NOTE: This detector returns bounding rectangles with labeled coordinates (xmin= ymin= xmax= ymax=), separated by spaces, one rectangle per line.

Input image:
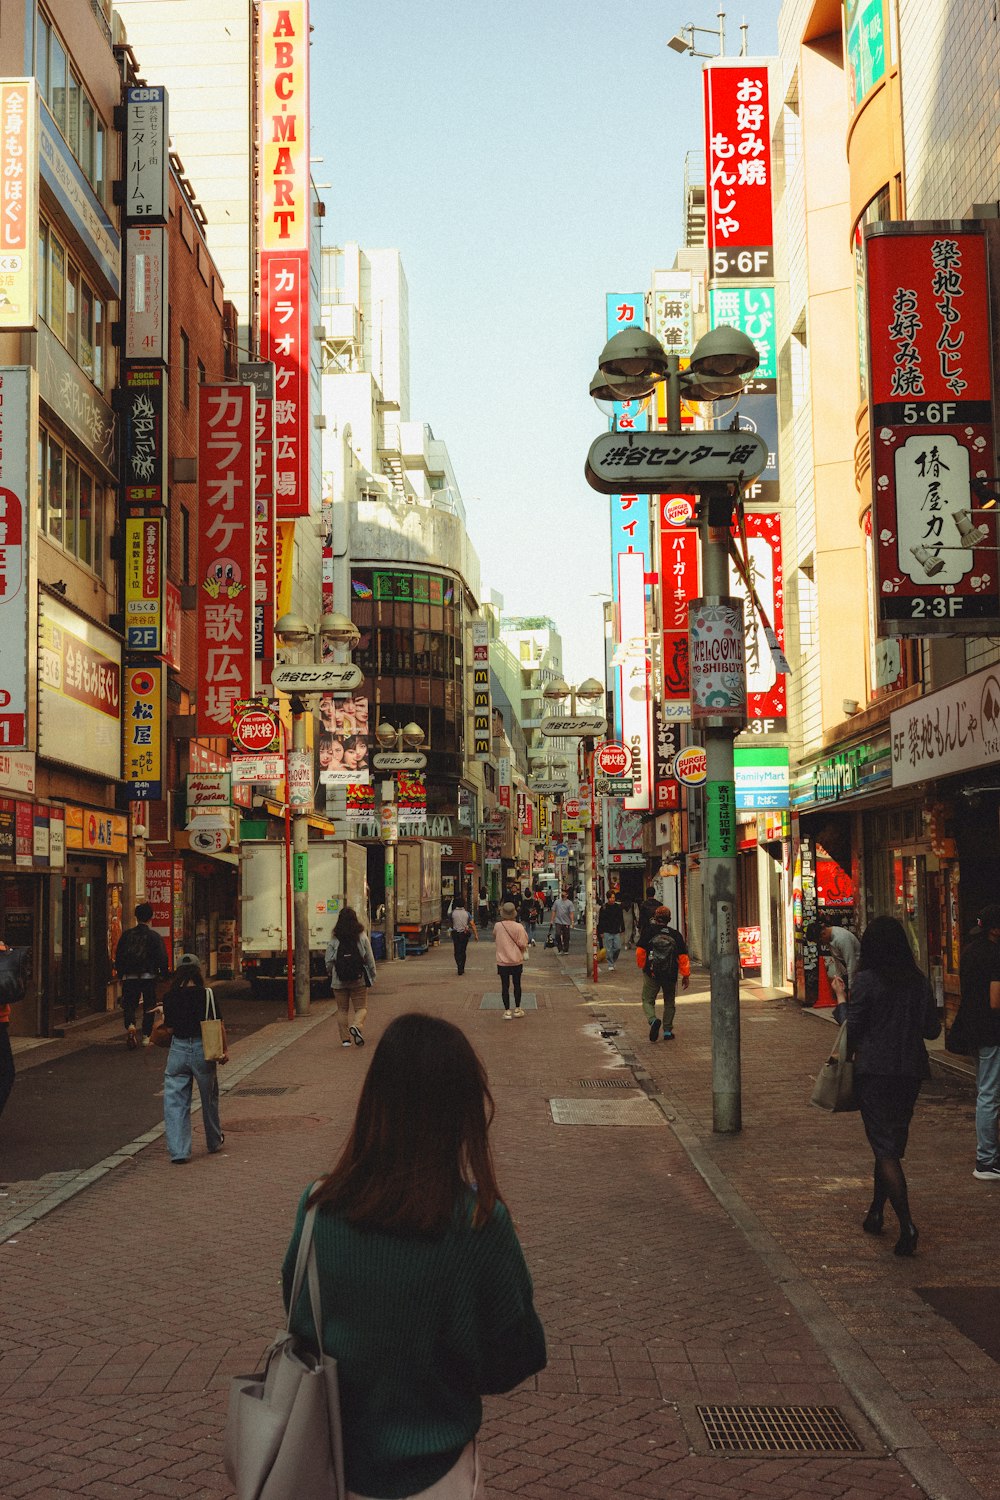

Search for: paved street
xmin=2 ymin=934 xmax=997 ymax=1498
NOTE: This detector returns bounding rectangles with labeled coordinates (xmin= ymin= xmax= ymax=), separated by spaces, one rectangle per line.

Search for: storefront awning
xmin=258 ymin=798 xmax=337 ymax=835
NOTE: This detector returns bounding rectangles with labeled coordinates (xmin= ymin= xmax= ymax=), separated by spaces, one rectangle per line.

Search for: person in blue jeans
xmin=161 ymin=954 xmax=227 ymax=1164
xmin=957 ymin=904 xmax=1000 ymax=1180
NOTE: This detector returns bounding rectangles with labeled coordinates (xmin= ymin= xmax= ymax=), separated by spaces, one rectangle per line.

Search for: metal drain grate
xmin=697 ymin=1405 xmax=862 ymax=1454
xmin=579 ymin=1077 xmax=634 ymax=1089
xmin=231 ymin=1085 xmax=297 ymax=1097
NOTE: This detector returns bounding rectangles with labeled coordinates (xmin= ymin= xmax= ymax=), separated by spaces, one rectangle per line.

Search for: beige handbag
xmin=810 ymin=1022 xmax=858 ymax=1113
xmin=200 ymin=988 xmax=227 ymax=1062
xmin=224 ymin=1193 xmax=345 ymax=1499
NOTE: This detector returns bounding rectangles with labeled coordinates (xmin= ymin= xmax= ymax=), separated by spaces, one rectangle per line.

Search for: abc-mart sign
xmin=890 ymin=660 xmax=1000 ymax=787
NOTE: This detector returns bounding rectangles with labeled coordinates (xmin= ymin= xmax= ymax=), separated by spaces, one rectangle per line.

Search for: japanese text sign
xmin=197 ymin=384 xmax=256 ymax=735
xmin=0 ymin=367 xmax=28 ymax=748
xmin=704 ymin=63 xmax=773 ymax=282
xmin=659 ymin=495 xmax=699 ymax=722
xmin=124 ymin=516 xmax=163 ymax=652
xmin=587 ymin=430 xmax=768 ymax=494
xmin=125 ymin=86 xmax=168 ymax=223
xmin=845 ymin=0 xmax=886 ymax=112
xmin=125 ymin=226 xmax=167 ymax=361
xmin=865 ymin=223 xmax=998 ymax=634
xmin=708 ymin=286 xmax=776 ymax=382
xmin=890 ymin=659 xmax=1000 ymax=787
xmin=124 ymin=366 xmax=167 ymax=505
xmin=38 ymin=596 xmax=121 ymax=779
xmin=0 ymin=81 xmax=36 ymax=331
xmin=123 ymin=664 xmax=163 ymax=800
xmin=653 ymin=280 xmax=693 ymax=357
xmin=618 ymin=549 xmax=652 ymax=811
xmin=258 ymin=2 xmax=310 ymax=518
xmin=729 ymin=512 xmax=786 ymax=728
xmin=240 ymin=361 xmax=277 ymax=685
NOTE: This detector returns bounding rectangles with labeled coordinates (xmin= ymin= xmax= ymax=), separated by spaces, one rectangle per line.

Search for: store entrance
xmin=59 ymin=867 xmax=106 ymax=1020
xmin=893 ymin=845 xmax=942 ymax=986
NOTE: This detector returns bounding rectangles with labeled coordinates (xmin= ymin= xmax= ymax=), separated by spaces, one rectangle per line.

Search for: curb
xmin=565 ymin=966 xmax=982 ymax=1500
xmin=0 ymin=1004 xmax=335 ymax=1243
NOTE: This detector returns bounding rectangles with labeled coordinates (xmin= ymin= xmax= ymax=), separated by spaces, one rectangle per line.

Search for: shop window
xmin=37 ymin=221 xmax=48 ymax=323
xmin=48 ymin=231 xmax=65 ymax=342
xmin=65 ymin=266 xmax=78 ymax=361
xmin=48 ymin=30 xmax=67 ymax=137
xmin=78 ymin=469 xmax=93 ymax=568
xmin=47 ymin=436 xmax=63 ymax=544
xmin=64 ymin=457 xmax=79 ymax=558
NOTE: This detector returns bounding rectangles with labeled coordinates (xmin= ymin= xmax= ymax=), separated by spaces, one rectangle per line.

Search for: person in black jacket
xmin=596 ymin=892 xmax=626 ymax=971
xmin=635 ymin=885 xmax=660 ymax=951
xmin=846 ymin=916 xmax=941 ymax=1257
xmin=114 ymin=902 xmax=169 ymax=1050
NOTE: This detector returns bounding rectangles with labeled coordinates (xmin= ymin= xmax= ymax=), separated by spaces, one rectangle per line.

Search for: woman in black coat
xmin=847 ymin=916 xmax=941 ymax=1256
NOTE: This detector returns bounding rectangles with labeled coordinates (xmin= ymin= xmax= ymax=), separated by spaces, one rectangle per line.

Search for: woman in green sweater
xmin=281 ymin=1012 xmax=546 ymax=1499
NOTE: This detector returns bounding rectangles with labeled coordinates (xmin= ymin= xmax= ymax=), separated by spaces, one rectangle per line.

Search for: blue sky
xmin=312 ymin=1 xmax=781 ymax=683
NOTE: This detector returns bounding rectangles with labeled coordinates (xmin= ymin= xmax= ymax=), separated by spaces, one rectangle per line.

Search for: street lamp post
xmin=373 ymin=719 xmax=426 ymax=961
xmin=541 ymin=677 xmax=605 ymax=982
xmin=588 ymin=322 xmax=764 ymax=1132
xmin=274 ymin=610 xmax=360 ymax=1016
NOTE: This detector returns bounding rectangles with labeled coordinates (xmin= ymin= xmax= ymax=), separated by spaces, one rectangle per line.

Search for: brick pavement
xmin=0 ymin=933 xmax=983 ymax=1497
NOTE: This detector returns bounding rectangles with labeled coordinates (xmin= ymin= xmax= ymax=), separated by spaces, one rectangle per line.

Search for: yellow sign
xmin=276 ymin=520 xmax=295 ymax=617
xmin=63 ymin=805 xmax=127 ymax=853
xmin=124 ymin=516 xmax=164 ymax=652
xmin=0 ymin=81 xmax=37 ymax=331
xmin=123 ymin=663 xmax=164 ymax=797
xmin=258 ymin=2 xmax=310 ymax=253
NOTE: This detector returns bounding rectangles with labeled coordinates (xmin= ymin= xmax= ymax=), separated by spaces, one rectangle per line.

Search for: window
xmin=66 ymin=68 xmax=80 ymax=156
xmin=64 ymin=457 xmax=78 ymax=558
xmin=48 ymin=31 xmax=67 ymax=137
xmin=47 ymin=436 xmax=63 ymax=544
xmin=78 ymin=469 xmax=93 ymax=568
xmin=93 ymin=293 xmax=106 ymax=390
xmin=180 ymin=328 xmax=191 ymax=407
xmin=65 ymin=266 xmax=78 ymax=361
xmin=197 ymin=358 xmax=206 ymax=389
xmin=95 ymin=120 xmax=106 ymax=204
xmin=93 ymin=483 xmax=105 ymax=582
xmin=78 ymin=281 xmax=94 ymax=381
xmin=37 ymin=221 xmax=48 ymax=323
xmin=80 ymin=95 xmax=95 ymax=184
xmin=36 ymin=433 xmax=46 ymax=529
xmin=36 ymin=13 xmax=50 ymax=100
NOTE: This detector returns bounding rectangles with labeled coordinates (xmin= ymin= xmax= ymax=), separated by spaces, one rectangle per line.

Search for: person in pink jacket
xmin=494 ymin=901 xmax=529 ymax=1019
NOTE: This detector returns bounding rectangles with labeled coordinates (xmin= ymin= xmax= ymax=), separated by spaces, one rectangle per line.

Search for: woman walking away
xmin=161 ymin=954 xmax=227 ymax=1164
xmin=494 ymin=901 xmax=529 ymax=1018
xmin=282 ymin=1014 xmax=546 ymax=1499
xmin=847 ymin=916 xmax=941 ymax=1256
xmin=326 ymin=907 xmax=376 ymax=1048
xmin=450 ymin=894 xmax=478 ymax=975
xmin=477 ymin=886 xmax=490 ymax=932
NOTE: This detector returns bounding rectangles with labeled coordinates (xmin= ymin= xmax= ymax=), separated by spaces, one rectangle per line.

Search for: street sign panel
xmin=231 ymin=752 xmax=285 ymax=783
xmin=372 ymin=751 xmax=428 ymax=771
xmin=595 ymin=741 xmax=632 ymax=777
xmin=595 ymin=774 xmax=633 ymax=796
xmin=541 ymin=715 xmax=607 ymax=737
xmin=530 ymin=779 xmax=569 ymax=794
xmin=585 ymin=429 xmax=769 ymax=495
xmin=271 ymin=664 xmax=362 ymax=694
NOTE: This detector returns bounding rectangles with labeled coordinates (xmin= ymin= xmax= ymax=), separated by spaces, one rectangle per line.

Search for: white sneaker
xmin=514 ymin=1007 xmax=524 ymax=1018
xmin=973 ymin=1166 xmax=1000 ymax=1180
xmin=142 ymin=1035 xmax=152 ymax=1047
xmin=607 ymin=963 xmax=615 ymax=972
xmin=503 ymin=1009 xmax=512 ymax=1020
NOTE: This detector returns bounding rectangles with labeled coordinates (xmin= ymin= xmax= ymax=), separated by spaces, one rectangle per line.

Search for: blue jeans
xmin=976 ymin=1045 xmax=1000 ymax=1169
xmin=603 ymin=934 xmax=622 ymax=966
xmin=164 ymin=1037 xmax=223 ymax=1161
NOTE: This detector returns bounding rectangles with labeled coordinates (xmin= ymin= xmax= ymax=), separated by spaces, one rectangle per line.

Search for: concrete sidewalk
xmin=0 ymin=933 xmax=990 ymax=1497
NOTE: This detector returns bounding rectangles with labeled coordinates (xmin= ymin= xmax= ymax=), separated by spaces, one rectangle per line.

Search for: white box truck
xmin=241 ymin=840 xmax=368 ymax=995
xmin=395 ymin=838 xmax=442 ymax=951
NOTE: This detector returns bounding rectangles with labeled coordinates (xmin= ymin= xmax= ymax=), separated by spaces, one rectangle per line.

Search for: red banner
xmin=731 ymin=511 xmax=786 ymax=728
xmin=865 ymin=225 xmax=998 ymax=633
xmin=704 ymin=63 xmax=773 ymax=282
xmin=197 ymin=385 xmax=256 ymax=735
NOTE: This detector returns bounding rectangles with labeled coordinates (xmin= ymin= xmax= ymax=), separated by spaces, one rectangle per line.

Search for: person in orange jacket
xmin=636 ymin=906 xmax=690 ymax=1041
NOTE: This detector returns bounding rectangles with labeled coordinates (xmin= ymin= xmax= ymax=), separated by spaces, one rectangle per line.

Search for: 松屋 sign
xmin=704 ymin=63 xmax=773 ymax=282
xmin=865 ymin=221 xmax=998 ymax=635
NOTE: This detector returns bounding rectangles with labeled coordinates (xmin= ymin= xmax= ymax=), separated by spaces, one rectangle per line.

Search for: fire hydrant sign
xmin=865 ymin=222 xmax=999 ymax=634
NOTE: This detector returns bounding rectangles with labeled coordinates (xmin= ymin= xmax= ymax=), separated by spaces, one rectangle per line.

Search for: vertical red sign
xmin=258 ymin=1 xmax=310 ymax=518
xmin=196 ymin=384 xmax=256 ymax=736
xmin=865 ymin=224 xmax=998 ymax=634
xmin=731 ymin=511 xmax=786 ymax=727
xmin=704 ymin=63 xmax=773 ymax=282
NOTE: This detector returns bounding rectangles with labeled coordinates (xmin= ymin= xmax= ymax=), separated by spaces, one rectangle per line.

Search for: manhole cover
xmin=223 ymin=1115 xmax=329 ymax=1133
xmin=697 ymin=1405 xmax=862 ymax=1453
xmin=479 ymin=993 xmax=538 ymax=1010
xmin=579 ymin=1077 xmax=634 ymax=1089
xmin=231 ymin=1086 xmax=297 ymax=1097
xmin=549 ymin=1096 xmax=661 ymax=1127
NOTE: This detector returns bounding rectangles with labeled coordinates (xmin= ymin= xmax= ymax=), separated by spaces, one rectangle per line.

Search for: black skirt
xmin=855 ymin=1073 xmax=922 ymax=1159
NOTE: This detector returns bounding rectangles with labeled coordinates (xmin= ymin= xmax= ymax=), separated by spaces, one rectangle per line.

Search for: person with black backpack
xmin=639 ymin=905 xmax=690 ymax=1042
xmin=325 ymin=907 xmax=377 ymax=1048
xmin=114 ymin=902 xmax=169 ymax=1050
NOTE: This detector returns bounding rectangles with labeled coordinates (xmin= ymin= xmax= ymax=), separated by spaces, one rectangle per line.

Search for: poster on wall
xmin=864 ymin=222 xmax=999 ymax=635
xmin=319 ymin=684 xmax=371 ymax=785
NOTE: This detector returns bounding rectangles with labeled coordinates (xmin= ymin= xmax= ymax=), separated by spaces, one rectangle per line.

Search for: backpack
xmin=116 ymin=924 xmax=153 ymax=976
xmin=0 ymin=947 xmax=29 ymax=1005
xmin=334 ymin=940 xmax=365 ymax=984
xmin=646 ymin=929 xmax=679 ymax=983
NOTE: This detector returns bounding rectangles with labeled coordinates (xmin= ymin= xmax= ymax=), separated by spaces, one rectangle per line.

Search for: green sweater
xmin=281 ymin=1187 xmax=546 ymax=1499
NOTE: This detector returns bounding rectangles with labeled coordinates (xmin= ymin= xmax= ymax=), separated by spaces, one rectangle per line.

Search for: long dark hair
xmin=858 ymin=916 xmax=923 ymax=989
xmin=333 ymin=907 xmax=364 ymax=945
xmin=168 ymin=957 xmax=206 ymax=995
xmin=308 ymin=1013 xmax=502 ymax=1235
